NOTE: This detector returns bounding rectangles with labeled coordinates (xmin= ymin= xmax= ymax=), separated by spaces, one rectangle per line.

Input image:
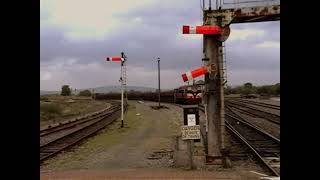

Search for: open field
xmin=40 ymin=95 xmax=110 ymax=128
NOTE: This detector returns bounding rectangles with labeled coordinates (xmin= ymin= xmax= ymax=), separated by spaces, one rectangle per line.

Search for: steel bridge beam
xmin=204 ymin=5 xmax=280 ymax=26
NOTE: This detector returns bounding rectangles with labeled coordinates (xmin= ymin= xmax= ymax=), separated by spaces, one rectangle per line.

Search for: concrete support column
xmin=203 ymin=34 xmax=222 ymax=157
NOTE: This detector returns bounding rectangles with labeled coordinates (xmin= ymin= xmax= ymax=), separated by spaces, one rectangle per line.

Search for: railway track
xmin=226 ymin=105 xmax=280 ymax=142
xmin=226 ymin=100 xmax=280 ymax=125
xmin=225 ymin=113 xmax=280 ymax=176
xmin=40 ymin=101 xmax=127 ymax=163
xmin=40 ymin=101 xmax=119 ymax=138
xmin=198 ymin=104 xmax=280 ymax=177
xmin=230 ymin=99 xmax=280 ymax=111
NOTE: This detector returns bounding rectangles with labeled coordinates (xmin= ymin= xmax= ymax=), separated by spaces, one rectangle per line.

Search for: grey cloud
xmin=226 ymin=47 xmax=280 ymax=70
xmin=40 ymin=1 xmax=279 ymax=90
xmin=116 ymin=5 xmax=202 ymax=28
xmin=228 ymin=69 xmax=280 ymax=86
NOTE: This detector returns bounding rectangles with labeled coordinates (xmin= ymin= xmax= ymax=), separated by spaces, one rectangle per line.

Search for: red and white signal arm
xmin=182 ymin=66 xmax=209 ymax=82
xmin=106 ymin=56 xmax=124 ymax=62
xmin=183 ymin=25 xmax=222 ymax=35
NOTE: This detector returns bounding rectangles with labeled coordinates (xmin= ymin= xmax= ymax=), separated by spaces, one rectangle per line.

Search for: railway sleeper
xmin=260 ymin=153 xmax=280 ymax=158
xmin=250 ymin=141 xmax=279 ymax=145
xmin=253 ymin=146 xmax=280 ymax=149
xmin=253 ymin=147 xmax=279 ymax=151
xmin=244 ymin=137 xmax=272 ymax=141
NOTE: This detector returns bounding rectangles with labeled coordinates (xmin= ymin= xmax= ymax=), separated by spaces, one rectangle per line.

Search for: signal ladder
xmin=122 ymin=60 xmax=127 ymax=100
xmin=221 ymin=42 xmax=228 ymax=88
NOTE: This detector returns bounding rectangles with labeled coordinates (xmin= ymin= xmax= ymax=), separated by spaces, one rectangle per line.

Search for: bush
xmin=224 ymin=83 xmax=280 ymax=96
xmin=78 ymin=90 xmax=92 ymax=96
xmin=61 ymin=85 xmax=71 ymax=96
xmin=40 ymin=96 xmax=49 ymax=101
xmin=40 ymin=103 xmax=62 ymax=115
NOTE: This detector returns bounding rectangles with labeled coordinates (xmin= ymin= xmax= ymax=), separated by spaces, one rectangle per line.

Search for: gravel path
xmin=40 ymin=168 xmax=264 ymax=180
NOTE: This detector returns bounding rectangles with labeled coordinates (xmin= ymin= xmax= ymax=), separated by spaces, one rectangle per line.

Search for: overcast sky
xmin=40 ymin=0 xmax=280 ymax=91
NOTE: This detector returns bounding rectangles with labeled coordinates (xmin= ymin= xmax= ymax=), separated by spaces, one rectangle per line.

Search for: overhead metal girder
xmin=204 ymin=5 xmax=280 ymax=26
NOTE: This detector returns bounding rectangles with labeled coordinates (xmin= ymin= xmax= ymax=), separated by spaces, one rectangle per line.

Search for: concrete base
xmin=173 ymin=135 xmax=232 ymax=170
xmin=173 ymin=149 xmax=191 ymax=168
xmin=222 ymin=156 xmax=232 ymax=168
xmin=173 ymin=136 xmax=206 ymax=169
xmin=193 ymin=155 xmax=206 ymax=169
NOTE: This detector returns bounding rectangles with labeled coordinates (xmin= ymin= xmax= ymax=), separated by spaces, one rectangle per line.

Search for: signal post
xmin=106 ymin=52 xmax=127 ymax=128
xmin=182 ymin=23 xmax=227 ymax=165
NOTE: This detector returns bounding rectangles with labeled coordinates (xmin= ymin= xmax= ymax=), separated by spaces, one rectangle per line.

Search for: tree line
xmin=59 ymin=82 xmax=280 ymax=98
xmin=224 ymin=82 xmax=280 ymax=96
xmin=60 ymin=85 xmax=92 ymax=96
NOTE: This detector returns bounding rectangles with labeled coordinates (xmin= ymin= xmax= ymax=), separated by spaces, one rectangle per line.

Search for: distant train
xmin=173 ymin=84 xmax=203 ymax=105
xmin=95 ymin=84 xmax=205 ymax=105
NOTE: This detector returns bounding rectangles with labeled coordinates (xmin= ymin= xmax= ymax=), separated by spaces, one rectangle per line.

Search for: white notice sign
xmin=181 ymin=125 xmax=200 ymax=140
xmin=187 ymin=114 xmax=196 ymax=126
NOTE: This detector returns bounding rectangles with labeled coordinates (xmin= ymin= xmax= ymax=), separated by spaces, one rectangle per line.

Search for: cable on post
xmin=200 ymin=0 xmax=204 ymax=11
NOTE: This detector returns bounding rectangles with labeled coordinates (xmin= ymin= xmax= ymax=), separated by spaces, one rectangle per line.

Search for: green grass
xmin=40 ymin=103 xmax=62 ymax=121
xmin=75 ymin=102 xmax=143 ymax=150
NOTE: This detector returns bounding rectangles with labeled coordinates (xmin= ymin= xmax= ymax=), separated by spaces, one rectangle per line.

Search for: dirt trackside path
xmin=40 ymin=101 xmax=262 ymax=179
xmin=40 ymin=101 xmax=183 ymax=171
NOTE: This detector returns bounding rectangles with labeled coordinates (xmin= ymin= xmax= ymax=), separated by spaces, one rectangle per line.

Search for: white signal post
xmin=121 ymin=62 xmax=124 ymax=127
xmin=105 ymin=53 xmax=127 ymax=128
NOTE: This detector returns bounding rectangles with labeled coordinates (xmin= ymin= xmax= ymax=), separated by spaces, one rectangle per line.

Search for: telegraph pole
xmin=157 ymin=57 xmax=161 ymax=107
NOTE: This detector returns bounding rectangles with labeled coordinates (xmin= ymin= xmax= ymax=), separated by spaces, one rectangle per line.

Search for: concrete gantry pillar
xmin=203 ymin=33 xmax=223 ymax=158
